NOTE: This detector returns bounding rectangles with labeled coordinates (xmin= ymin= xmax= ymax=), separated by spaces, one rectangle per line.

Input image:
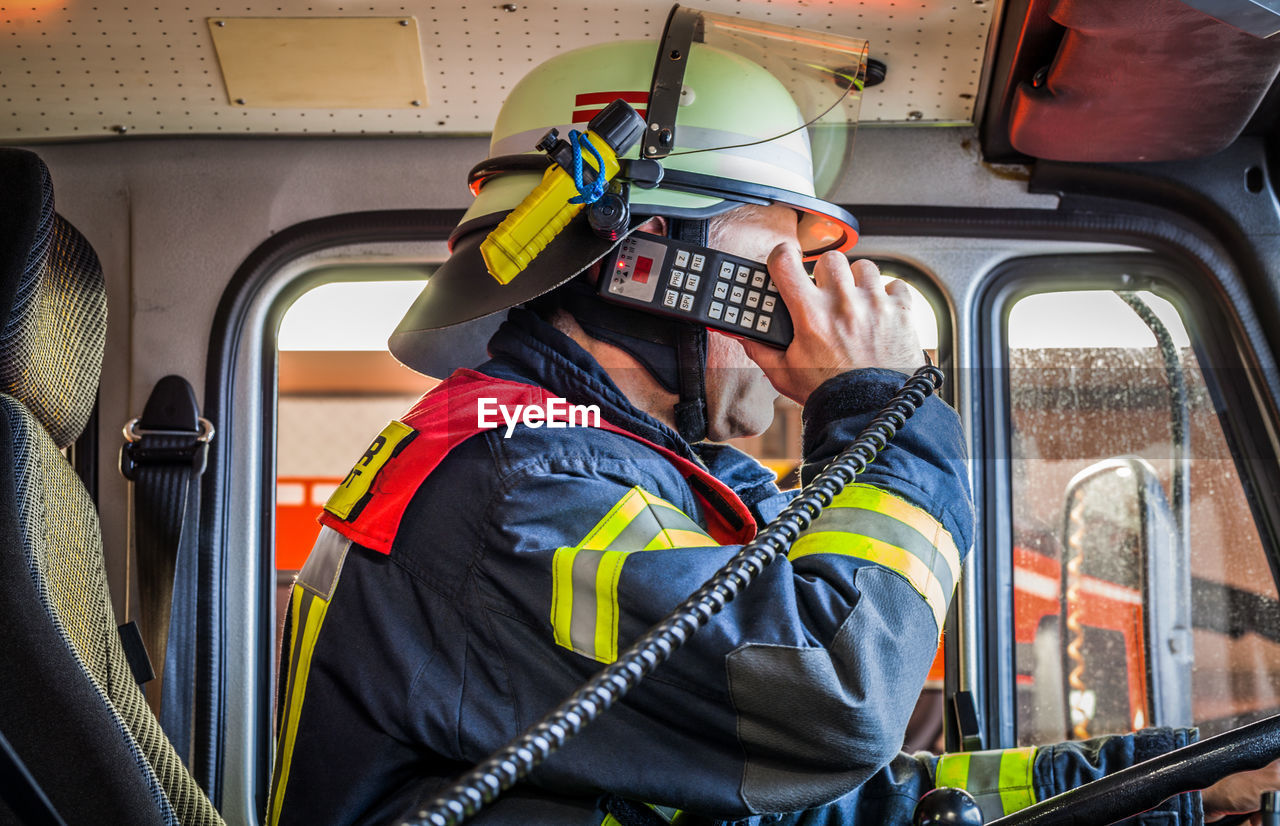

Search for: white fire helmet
xmin=391 ymin=5 xmax=868 ymax=377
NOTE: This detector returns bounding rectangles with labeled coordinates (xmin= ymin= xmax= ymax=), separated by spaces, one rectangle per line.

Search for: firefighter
xmin=268 ymin=10 xmax=1278 ymax=824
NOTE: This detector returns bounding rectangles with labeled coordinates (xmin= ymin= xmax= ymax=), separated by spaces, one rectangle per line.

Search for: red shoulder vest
xmin=318 ymin=369 xmax=757 ymax=553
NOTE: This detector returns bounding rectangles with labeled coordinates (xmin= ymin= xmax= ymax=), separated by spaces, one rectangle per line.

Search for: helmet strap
xmin=558 ymin=217 xmax=710 ymax=442
xmin=667 ymin=218 xmax=710 ymax=443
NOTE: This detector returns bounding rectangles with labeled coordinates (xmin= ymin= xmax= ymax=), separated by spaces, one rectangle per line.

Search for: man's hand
xmin=740 ymin=244 xmax=926 ymax=405
xmin=1203 ymin=759 xmax=1280 ymax=823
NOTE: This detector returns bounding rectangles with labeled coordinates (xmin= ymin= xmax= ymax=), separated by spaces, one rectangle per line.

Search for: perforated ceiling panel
xmin=1 ymin=0 xmax=996 ymax=142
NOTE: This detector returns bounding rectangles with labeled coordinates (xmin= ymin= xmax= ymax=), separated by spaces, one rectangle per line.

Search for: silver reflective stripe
xmin=296 ymin=526 xmax=352 ymax=600
xmin=569 ymin=549 xmax=606 ymax=656
xmin=805 ymin=507 xmax=957 ymax=599
xmin=490 ymin=124 xmax=814 ymax=188
xmin=551 ymin=487 xmax=714 ymax=663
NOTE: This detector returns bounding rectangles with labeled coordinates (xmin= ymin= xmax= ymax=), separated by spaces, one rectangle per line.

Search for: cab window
xmin=1004 ymin=280 xmax=1280 ymax=745
xmin=274 ymin=271 xmax=431 ymax=661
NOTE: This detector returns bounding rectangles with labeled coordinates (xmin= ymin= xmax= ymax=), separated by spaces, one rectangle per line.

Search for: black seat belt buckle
xmin=119 ymin=433 xmax=211 ymax=480
xmin=118 ymin=374 xmax=214 ymax=481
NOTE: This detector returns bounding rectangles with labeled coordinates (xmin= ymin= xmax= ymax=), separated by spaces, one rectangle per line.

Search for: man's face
xmin=702 ymin=203 xmax=799 ymax=442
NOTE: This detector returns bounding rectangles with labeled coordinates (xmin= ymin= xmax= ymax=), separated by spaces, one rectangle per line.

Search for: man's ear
xmin=637 ymin=215 xmax=668 ymax=236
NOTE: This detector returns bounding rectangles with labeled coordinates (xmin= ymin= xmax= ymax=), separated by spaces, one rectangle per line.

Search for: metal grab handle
xmin=988 ymin=713 xmax=1280 ymax=826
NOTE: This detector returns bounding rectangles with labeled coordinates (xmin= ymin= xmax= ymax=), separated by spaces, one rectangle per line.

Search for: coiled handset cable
xmin=402 ymin=364 xmax=946 ymax=826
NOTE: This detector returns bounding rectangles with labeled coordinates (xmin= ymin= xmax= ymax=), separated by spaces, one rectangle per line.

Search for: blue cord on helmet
xmin=567 ymin=130 xmax=608 ymax=205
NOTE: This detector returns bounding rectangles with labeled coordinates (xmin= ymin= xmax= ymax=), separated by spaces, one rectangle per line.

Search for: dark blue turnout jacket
xmin=268 ymin=309 xmax=1201 ymax=825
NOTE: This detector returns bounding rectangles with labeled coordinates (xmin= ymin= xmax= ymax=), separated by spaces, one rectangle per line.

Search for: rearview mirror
xmin=1057 ymin=456 xmax=1192 ymax=737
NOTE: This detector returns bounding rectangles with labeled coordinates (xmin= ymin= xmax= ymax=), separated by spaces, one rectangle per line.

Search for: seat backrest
xmin=0 ymin=148 xmax=223 ymax=826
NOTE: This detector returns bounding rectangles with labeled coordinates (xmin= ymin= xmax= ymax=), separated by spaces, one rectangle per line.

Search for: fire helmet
xmin=391 ymin=6 xmax=868 ymax=381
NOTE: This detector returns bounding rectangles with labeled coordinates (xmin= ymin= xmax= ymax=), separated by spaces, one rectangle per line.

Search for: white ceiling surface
xmin=2 ymin=0 xmax=996 ymax=142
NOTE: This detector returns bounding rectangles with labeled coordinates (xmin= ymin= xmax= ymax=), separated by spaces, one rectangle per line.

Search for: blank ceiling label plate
xmin=209 ymin=17 xmax=428 ymax=108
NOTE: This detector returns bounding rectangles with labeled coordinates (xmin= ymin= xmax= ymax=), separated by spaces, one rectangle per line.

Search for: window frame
xmin=876 ymin=257 xmax=956 ymax=409
xmin=204 ymin=210 xmax=459 ymax=819
xmin=971 ymin=251 xmax=1280 ymax=751
xmin=209 ymin=215 xmax=957 ymax=816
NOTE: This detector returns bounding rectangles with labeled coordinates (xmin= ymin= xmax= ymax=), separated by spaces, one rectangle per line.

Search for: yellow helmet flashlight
xmin=480 ymin=99 xmax=646 ymax=284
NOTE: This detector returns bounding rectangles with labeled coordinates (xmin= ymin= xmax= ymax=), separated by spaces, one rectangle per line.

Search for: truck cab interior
xmin=5 ymin=0 xmax=1280 ymax=823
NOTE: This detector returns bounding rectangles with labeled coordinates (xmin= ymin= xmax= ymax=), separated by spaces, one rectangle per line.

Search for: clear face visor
xmin=644 ymin=6 xmax=868 ymax=201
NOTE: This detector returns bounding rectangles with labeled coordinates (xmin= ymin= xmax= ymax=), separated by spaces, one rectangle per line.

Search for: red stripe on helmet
xmin=574 ymin=91 xmax=649 ymax=106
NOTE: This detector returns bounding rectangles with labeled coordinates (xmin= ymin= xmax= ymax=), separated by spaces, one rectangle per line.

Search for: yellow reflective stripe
xmin=935 ymin=747 xmax=1038 ymax=818
xmin=837 ymin=483 xmax=961 ymax=584
xmin=643 ymin=494 xmax=715 ymax=549
xmin=791 ymin=531 xmax=949 ymax=630
xmin=580 ymin=489 xmax=649 ymax=550
xmin=551 ymin=547 xmax=577 ymax=651
xmin=789 ymin=483 xmax=961 ymax=632
xmin=936 ymin=751 xmax=970 ymax=790
xmin=269 ymin=587 xmax=332 ymax=825
xmin=997 ymin=746 xmax=1038 ymax=814
xmin=602 ymin=817 xmax=623 ymax=826
xmin=594 ymin=550 xmax=628 ymax=663
xmin=550 ymin=487 xmax=714 ymax=662
xmin=644 ymin=528 xmax=715 ymax=550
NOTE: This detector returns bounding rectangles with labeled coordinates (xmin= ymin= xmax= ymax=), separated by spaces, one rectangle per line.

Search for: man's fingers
xmin=884 ymin=277 xmax=916 ymax=311
xmin=884 ymin=277 xmax=914 ymax=300
xmin=812 ymin=250 xmax=853 ymax=292
xmin=850 ymin=258 xmax=885 ymax=291
xmin=740 ymin=336 xmax=782 ymax=368
xmin=766 ymin=242 xmax=814 ymax=304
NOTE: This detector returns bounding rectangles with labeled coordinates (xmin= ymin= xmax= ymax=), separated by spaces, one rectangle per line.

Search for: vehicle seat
xmin=0 ymin=147 xmax=223 ymax=825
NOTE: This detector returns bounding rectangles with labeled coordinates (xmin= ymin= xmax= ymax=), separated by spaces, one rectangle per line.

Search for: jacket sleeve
xmin=455 ymin=367 xmax=973 ymax=818
xmin=767 ymin=728 xmax=1201 ymax=824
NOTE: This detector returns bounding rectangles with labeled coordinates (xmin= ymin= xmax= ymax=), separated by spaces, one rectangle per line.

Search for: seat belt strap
xmin=120 ymin=374 xmax=213 ymax=766
xmin=0 ymin=727 xmax=68 ymax=826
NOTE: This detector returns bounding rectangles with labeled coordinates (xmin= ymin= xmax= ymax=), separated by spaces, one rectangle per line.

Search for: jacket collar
xmin=481 ymin=308 xmax=701 ymax=463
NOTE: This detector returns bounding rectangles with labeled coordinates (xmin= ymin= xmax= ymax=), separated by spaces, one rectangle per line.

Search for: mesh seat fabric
xmin=0 ymin=148 xmax=224 ymax=826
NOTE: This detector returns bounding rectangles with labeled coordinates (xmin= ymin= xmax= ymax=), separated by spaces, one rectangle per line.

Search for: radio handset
xmin=598 ymin=230 xmax=796 ymax=348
